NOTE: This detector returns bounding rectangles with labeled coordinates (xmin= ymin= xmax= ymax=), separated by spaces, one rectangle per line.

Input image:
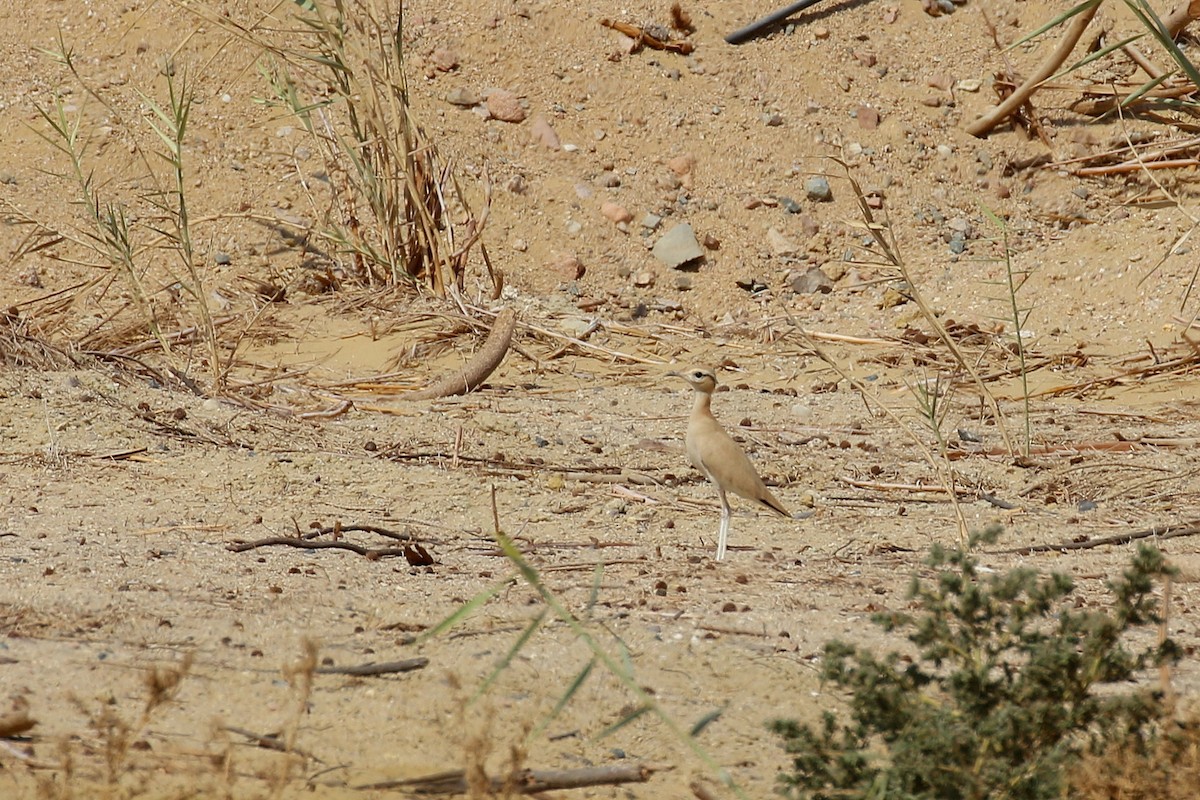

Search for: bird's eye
xmin=692 ymin=371 xmax=704 ymax=379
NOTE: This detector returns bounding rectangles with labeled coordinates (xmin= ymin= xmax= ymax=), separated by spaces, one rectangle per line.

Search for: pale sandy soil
xmin=3 ymin=1 xmax=1200 ymax=798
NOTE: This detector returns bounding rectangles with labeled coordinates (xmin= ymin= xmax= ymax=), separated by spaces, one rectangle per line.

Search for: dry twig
xmin=400 ymin=308 xmax=516 ymax=400
xmin=358 ymin=763 xmax=660 ymax=793
xmin=996 ymin=520 xmax=1200 ymax=554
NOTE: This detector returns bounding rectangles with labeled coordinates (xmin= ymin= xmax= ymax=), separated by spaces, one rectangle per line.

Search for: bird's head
xmin=667 ymin=366 xmax=718 ymax=394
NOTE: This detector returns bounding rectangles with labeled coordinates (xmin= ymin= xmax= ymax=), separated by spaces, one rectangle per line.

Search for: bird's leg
xmin=716 ymin=489 xmax=731 ymax=561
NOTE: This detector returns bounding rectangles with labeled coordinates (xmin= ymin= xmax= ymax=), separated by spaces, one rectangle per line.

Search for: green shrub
xmin=772 ymin=529 xmax=1179 ymax=800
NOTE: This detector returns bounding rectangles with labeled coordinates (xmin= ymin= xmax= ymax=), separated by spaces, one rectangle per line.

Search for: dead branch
xmin=226 ymin=537 xmax=412 ymax=559
xmin=315 ymin=658 xmax=429 ymax=676
xmin=223 ymin=726 xmax=320 ymax=761
xmin=357 ymin=762 xmax=660 ymax=793
xmin=1164 ymin=0 xmax=1200 ymax=38
xmin=995 ymin=520 xmax=1200 ymax=554
xmin=949 ymin=436 xmax=1199 ymax=460
xmin=1076 ymin=157 xmax=1199 ymax=176
xmin=967 ymin=1 xmax=1101 ymax=138
xmin=839 ymin=476 xmax=976 ymax=496
xmin=400 ymin=308 xmax=516 ymax=400
xmin=1029 ymin=348 xmax=1200 ymax=397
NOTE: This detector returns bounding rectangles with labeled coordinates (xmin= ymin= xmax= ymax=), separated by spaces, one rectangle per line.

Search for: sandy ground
xmin=3 ymin=0 xmax=1200 ymax=797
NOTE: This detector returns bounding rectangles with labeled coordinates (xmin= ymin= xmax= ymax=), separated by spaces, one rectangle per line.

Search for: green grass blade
xmin=1085 ymin=69 xmax=1171 ymax=117
xmin=416 ymin=574 xmax=517 ymax=643
xmin=1124 ymin=0 xmax=1200 ymax=89
xmin=586 ymin=562 xmax=604 ymax=616
xmin=1054 ymin=33 xmax=1144 ymax=80
xmin=472 ymin=609 xmax=547 ymax=702
xmin=490 ymin=529 xmax=749 ymax=798
xmin=1008 ymin=0 xmax=1101 ymax=51
xmin=690 ymin=706 xmax=725 ymax=738
xmin=530 ymin=657 xmax=596 ymax=739
xmin=594 ymin=704 xmax=652 ymax=740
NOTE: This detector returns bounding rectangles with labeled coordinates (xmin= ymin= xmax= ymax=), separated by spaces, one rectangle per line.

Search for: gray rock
xmin=804 ymin=176 xmax=832 ymax=202
xmin=778 ymin=196 xmax=801 ymax=214
xmin=214 ymin=252 xmax=232 ymax=265
xmin=767 ymin=227 xmax=800 ymax=256
xmin=640 ymin=212 xmax=663 ymax=231
xmin=0 ymin=170 xmax=16 ymax=185
xmin=652 ymin=223 xmax=705 ymax=269
xmin=789 ymin=266 xmax=833 ymax=294
xmin=445 ymin=87 xmax=480 ymax=107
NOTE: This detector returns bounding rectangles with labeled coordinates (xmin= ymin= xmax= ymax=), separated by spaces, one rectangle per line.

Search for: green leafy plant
xmin=772 ymin=528 xmax=1179 ymax=800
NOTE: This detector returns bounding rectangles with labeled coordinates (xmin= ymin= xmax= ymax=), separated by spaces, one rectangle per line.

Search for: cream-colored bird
xmin=668 ymin=367 xmax=790 ymax=560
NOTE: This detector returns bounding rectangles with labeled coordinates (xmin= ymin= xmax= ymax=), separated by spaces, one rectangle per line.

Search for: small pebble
xmin=778 ymin=196 xmax=801 ymax=214
xmin=640 ymin=212 xmax=663 ymax=231
xmin=601 ymin=202 xmax=633 ymax=224
xmin=666 ymin=153 xmax=696 ymax=176
xmin=445 ymin=87 xmax=480 ymax=107
xmin=485 ymin=89 xmax=526 ymax=123
xmin=547 ymin=253 xmax=585 ymax=280
xmin=767 ymin=227 xmax=800 ymax=256
xmin=214 ymin=252 xmax=232 ymax=265
xmin=505 ymin=174 xmax=527 ymax=194
xmin=430 ymin=48 xmax=459 ymax=72
xmin=790 ymin=266 xmax=833 ymax=294
xmin=529 ymin=115 xmax=560 ymax=150
xmin=804 ymin=176 xmax=832 ymax=202
xmin=856 ymin=105 xmax=880 ymax=130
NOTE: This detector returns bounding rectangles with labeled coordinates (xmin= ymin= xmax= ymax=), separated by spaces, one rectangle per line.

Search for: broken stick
xmin=357 ymin=763 xmax=659 ymax=793
xmin=996 ymin=520 xmax=1200 ymax=554
xmin=966 ymin=2 xmax=1101 ymax=138
xmin=400 ymin=308 xmax=517 ymax=401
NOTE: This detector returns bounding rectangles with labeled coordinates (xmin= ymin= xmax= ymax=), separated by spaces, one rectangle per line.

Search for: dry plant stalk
xmin=968 ymin=1 xmax=1102 ymax=137
xmin=210 ymin=0 xmax=493 ymax=295
xmin=838 ymin=162 xmax=1015 ymax=456
xmin=400 ymin=308 xmax=517 ymax=400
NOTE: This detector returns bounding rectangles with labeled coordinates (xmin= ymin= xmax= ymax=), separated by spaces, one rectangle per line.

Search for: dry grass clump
xmin=6 ymin=0 xmax=491 ymax=398
xmin=198 ymin=0 xmax=494 ymax=296
xmin=1070 ymin=711 xmax=1200 ymax=800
